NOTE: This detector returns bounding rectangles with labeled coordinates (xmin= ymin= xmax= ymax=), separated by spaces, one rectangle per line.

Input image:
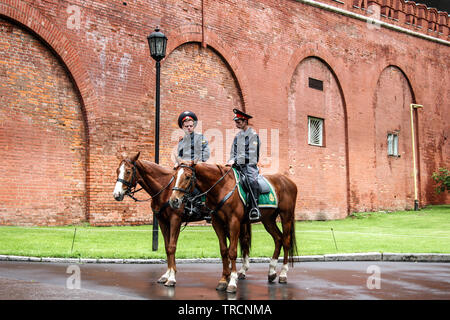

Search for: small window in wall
xmin=308 ymin=116 xmax=324 ymax=146
xmin=387 ymin=132 xmax=399 ymax=156
xmin=308 ymin=77 xmax=323 ymax=91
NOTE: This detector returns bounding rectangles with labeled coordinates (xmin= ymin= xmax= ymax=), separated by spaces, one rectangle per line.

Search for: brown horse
xmin=113 ymin=152 xmax=188 ymax=287
xmin=169 ymin=161 xmax=298 ymax=293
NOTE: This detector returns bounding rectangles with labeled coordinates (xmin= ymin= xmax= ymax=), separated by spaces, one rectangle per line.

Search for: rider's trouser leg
xmin=242 ymin=164 xmax=260 ymax=220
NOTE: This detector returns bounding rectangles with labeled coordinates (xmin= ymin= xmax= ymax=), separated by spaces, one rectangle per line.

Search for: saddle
xmin=232 ymin=168 xmax=278 ymax=208
xmin=234 ymin=170 xmax=271 ymax=194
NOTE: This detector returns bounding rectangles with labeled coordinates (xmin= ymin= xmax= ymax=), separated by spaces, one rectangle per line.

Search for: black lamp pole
xmin=147 ymin=27 xmax=167 ymax=251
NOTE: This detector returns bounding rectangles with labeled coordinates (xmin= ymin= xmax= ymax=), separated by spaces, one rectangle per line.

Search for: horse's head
xmin=169 ymin=160 xmax=196 ymax=209
xmin=113 ymin=152 xmax=140 ymax=201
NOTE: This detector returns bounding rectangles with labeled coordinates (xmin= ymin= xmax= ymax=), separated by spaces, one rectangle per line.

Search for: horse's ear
xmin=191 ymin=160 xmax=197 ymax=167
xmin=131 ymin=152 xmax=140 ymax=163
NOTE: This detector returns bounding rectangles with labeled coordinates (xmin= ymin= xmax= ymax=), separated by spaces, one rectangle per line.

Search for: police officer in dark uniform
xmin=227 ymin=108 xmax=261 ymax=221
xmin=173 ymin=111 xmax=210 ymax=220
xmin=174 ymin=111 xmax=210 ymax=164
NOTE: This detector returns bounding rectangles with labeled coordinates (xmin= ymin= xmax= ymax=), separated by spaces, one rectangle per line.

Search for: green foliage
xmin=432 ymin=168 xmax=450 ymax=194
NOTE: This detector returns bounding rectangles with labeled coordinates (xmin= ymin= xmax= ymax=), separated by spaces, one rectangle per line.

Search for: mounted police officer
xmin=173 ymin=111 xmax=210 ymax=165
xmin=227 ymin=108 xmax=261 ymax=221
xmin=173 ymin=111 xmax=211 ymax=220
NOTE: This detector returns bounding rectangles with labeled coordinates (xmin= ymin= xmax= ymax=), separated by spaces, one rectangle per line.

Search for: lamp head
xmin=147 ymin=27 xmax=168 ymax=62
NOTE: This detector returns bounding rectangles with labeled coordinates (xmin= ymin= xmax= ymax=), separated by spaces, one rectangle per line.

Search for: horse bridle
xmin=117 ymin=160 xmax=174 ymax=202
xmin=171 ymin=164 xmax=197 ymax=196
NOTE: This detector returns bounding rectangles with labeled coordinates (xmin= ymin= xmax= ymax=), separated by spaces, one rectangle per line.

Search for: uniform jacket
xmin=177 ymin=132 xmax=210 ymax=162
xmin=229 ymin=127 xmax=260 ymax=165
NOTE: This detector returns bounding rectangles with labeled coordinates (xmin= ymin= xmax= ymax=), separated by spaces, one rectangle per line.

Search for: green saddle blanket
xmin=232 ymin=168 xmax=278 ymax=208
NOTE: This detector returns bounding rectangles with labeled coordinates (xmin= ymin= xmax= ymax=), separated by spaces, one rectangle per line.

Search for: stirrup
xmin=249 ymin=207 xmax=261 ymax=221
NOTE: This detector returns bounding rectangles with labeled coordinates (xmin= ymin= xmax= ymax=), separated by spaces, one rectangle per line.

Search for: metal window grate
xmin=308 ymin=116 xmax=324 ymax=146
xmin=387 ymin=133 xmax=399 ymax=156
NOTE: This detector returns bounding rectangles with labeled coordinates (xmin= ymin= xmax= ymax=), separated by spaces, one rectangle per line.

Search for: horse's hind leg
xmin=278 ymin=208 xmax=296 ymax=284
xmin=261 ymin=210 xmax=283 ymax=283
xmin=238 ymin=255 xmax=250 ymax=280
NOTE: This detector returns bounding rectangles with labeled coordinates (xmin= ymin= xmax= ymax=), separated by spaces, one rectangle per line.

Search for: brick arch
xmin=372 ymin=65 xmax=417 ymax=210
xmin=285 ymin=44 xmax=350 ymax=219
xmin=0 ymin=1 xmax=97 ymax=129
xmin=156 ymin=41 xmax=245 ymax=166
xmin=0 ymin=17 xmax=89 ymax=225
xmin=0 ymin=1 xmax=96 ymax=225
xmin=286 ymin=53 xmax=350 ymax=219
xmin=374 ymin=62 xmax=417 ymax=103
xmin=163 ymin=25 xmax=253 ymax=112
xmin=285 ymin=43 xmax=349 ymax=102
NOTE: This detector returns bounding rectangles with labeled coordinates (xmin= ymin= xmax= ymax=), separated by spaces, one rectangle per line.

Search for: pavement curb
xmin=0 ymin=253 xmax=449 ymax=264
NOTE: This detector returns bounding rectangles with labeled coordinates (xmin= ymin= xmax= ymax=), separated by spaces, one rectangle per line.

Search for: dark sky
xmin=411 ymin=0 xmax=450 ymax=12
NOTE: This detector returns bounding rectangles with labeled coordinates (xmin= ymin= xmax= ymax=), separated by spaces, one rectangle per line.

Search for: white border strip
xmin=295 ymin=0 xmax=450 ymax=46
xmin=1 ymin=253 xmax=449 ymax=264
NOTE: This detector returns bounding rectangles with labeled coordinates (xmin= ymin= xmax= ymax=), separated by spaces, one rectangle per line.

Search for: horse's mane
xmin=138 ymin=160 xmax=173 ymax=176
xmin=196 ymin=163 xmax=231 ymax=177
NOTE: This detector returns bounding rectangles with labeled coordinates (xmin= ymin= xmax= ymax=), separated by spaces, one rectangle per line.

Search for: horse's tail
xmin=239 ymin=220 xmax=252 ymax=258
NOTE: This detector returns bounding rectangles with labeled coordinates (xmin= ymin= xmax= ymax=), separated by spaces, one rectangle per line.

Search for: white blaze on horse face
xmin=173 ymin=168 xmax=185 ymax=197
xmin=113 ymin=163 xmax=126 ymax=198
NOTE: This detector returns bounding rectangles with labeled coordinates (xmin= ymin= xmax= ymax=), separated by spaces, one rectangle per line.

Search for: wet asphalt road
xmin=0 ymin=261 xmax=449 ymax=300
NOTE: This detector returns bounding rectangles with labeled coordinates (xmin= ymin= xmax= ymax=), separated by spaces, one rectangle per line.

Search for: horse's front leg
xmin=226 ymin=217 xmax=241 ymax=293
xmin=237 ymin=221 xmax=251 ymax=280
xmin=212 ymin=218 xmax=230 ymax=291
xmin=157 ymin=217 xmax=171 ymax=284
xmin=164 ymin=214 xmax=182 ymax=287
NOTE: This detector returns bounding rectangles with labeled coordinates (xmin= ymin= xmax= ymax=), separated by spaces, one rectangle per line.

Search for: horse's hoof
xmin=238 ymin=272 xmax=246 ymax=280
xmin=268 ymin=273 xmax=277 ymax=283
xmin=278 ymin=276 xmax=287 ymax=284
xmin=157 ymin=277 xmax=168 ymax=284
xmin=216 ymin=281 xmax=228 ymax=291
xmin=226 ymin=285 xmax=237 ymax=294
xmin=164 ymin=280 xmax=176 ymax=287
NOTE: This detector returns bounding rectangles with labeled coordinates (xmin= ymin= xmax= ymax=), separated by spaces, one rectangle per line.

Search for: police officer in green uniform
xmin=227 ymin=108 xmax=261 ymax=221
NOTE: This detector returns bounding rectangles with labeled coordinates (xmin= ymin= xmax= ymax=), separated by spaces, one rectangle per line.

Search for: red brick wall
xmin=0 ymin=0 xmax=448 ymax=226
xmin=0 ymin=17 xmax=87 ymax=225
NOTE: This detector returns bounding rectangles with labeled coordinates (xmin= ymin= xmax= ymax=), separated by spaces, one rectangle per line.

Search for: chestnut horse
xmin=113 ymin=152 xmax=186 ymax=287
xmin=169 ymin=161 xmax=298 ymax=293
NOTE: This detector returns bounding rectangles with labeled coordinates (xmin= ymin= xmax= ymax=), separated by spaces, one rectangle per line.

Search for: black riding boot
xmin=249 ymin=186 xmax=261 ymax=221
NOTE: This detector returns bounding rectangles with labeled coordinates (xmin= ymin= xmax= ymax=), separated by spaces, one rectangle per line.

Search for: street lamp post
xmin=147 ymin=27 xmax=167 ymax=251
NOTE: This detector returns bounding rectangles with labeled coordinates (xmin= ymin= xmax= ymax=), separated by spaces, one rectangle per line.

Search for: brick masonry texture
xmin=0 ymin=0 xmax=448 ymax=226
